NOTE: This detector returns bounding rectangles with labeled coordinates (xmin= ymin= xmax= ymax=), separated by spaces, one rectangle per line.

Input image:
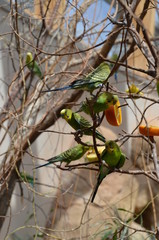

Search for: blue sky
xmin=75 ymin=0 xmax=114 ymax=44
xmin=66 ymin=1 xmax=114 ymax=38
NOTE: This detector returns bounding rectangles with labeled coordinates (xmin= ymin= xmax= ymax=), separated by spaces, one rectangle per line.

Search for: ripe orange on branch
xmin=105 ymin=100 xmax=122 ymax=126
xmin=139 ymin=125 xmax=159 ymax=136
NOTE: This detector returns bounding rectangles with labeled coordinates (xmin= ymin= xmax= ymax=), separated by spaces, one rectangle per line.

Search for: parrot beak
xmin=60 ymin=109 xmax=72 ymax=121
xmin=107 ymin=146 xmax=112 ymax=153
xmin=60 ymin=109 xmax=68 ymax=121
xmin=60 ymin=109 xmax=66 ymax=117
xmin=106 ymin=142 xmax=114 ymax=153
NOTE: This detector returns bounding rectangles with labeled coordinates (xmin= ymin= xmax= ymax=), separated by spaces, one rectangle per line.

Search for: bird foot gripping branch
xmin=60 ymin=108 xmax=106 ymax=143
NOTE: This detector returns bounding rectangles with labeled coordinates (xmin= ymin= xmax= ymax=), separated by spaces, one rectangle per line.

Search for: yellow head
xmin=112 ymin=95 xmax=119 ymax=105
xmin=26 ymin=52 xmax=33 ymax=64
xmin=106 ymin=93 xmax=118 ymax=105
xmin=106 ymin=140 xmax=116 ymax=153
xmin=60 ymin=109 xmax=72 ymax=121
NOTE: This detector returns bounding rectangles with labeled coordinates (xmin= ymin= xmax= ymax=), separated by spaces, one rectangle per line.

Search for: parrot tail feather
xmin=91 ymin=184 xmax=100 ymax=202
xmin=42 ymin=85 xmax=72 ymax=93
xmin=34 ymin=156 xmax=60 ymax=169
xmin=34 ymin=162 xmax=50 ymax=169
xmin=96 ymin=134 xmax=106 ymax=143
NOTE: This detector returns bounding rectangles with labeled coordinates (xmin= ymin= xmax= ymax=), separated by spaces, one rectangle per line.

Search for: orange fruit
xmin=105 ymin=100 xmax=122 ymax=126
xmin=139 ymin=125 xmax=159 ymax=136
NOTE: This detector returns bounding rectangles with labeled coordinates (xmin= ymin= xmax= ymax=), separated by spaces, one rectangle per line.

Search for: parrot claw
xmin=76 ymin=129 xmax=83 ymax=137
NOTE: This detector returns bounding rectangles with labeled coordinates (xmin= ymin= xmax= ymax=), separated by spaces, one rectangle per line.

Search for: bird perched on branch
xmin=19 ymin=171 xmax=36 ymax=186
xmin=42 ymin=62 xmax=110 ymax=94
xmin=91 ymin=140 xmax=125 ymax=202
xmin=26 ymin=52 xmax=43 ymax=79
xmin=35 ymin=143 xmax=90 ymax=169
xmin=78 ymin=92 xmax=118 ymax=115
xmin=126 ymin=83 xmax=143 ymax=97
xmin=61 ymin=109 xmax=106 ymax=143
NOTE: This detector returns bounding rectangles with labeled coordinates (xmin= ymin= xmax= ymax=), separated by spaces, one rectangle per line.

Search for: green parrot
xmin=19 ymin=171 xmax=36 ymax=186
xmin=78 ymin=92 xmax=118 ymax=115
xmin=42 ymin=62 xmax=110 ymax=94
xmin=26 ymin=52 xmax=43 ymax=79
xmin=126 ymin=83 xmax=143 ymax=96
xmin=102 ymin=140 xmax=125 ymax=168
xmin=91 ymin=140 xmax=125 ymax=202
xmin=35 ymin=143 xmax=90 ymax=169
xmin=61 ymin=109 xmax=106 ymax=143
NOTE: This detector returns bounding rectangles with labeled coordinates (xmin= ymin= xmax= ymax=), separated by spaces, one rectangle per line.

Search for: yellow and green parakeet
xmin=126 ymin=83 xmax=143 ymax=96
xmin=78 ymin=92 xmax=118 ymax=115
xmin=102 ymin=140 xmax=125 ymax=168
xmin=19 ymin=171 xmax=36 ymax=186
xmin=42 ymin=62 xmax=110 ymax=94
xmin=91 ymin=140 xmax=125 ymax=202
xmin=35 ymin=143 xmax=90 ymax=169
xmin=26 ymin=52 xmax=43 ymax=79
xmin=61 ymin=109 xmax=106 ymax=143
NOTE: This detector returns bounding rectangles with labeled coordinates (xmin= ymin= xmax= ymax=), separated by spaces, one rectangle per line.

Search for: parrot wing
xmin=73 ymin=112 xmax=106 ymax=142
xmin=86 ymin=62 xmax=110 ymax=82
xmin=116 ymin=153 xmax=126 ymax=169
xmin=73 ymin=112 xmax=92 ymax=129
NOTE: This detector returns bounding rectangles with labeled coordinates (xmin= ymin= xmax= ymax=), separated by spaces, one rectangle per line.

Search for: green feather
xmin=91 ymin=162 xmax=109 ymax=202
xmin=78 ymin=92 xmax=118 ymax=115
xmin=70 ymin=62 xmax=111 ymax=93
xmin=43 ymin=62 xmax=110 ymax=94
xmin=91 ymin=141 xmax=126 ymax=202
xmin=35 ymin=143 xmax=90 ymax=169
xmin=61 ymin=109 xmax=106 ymax=143
xmin=85 ymin=62 xmax=110 ymax=83
xmin=26 ymin=52 xmax=43 ymax=79
xmin=116 ymin=153 xmax=126 ymax=168
xmin=19 ymin=171 xmax=35 ymax=186
xmin=101 ymin=141 xmax=122 ymax=167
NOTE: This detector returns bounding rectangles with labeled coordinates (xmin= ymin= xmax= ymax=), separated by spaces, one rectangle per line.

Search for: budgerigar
xmin=26 ymin=52 xmax=43 ymax=79
xmin=78 ymin=92 xmax=118 ymax=115
xmin=42 ymin=62 xmax=110 ymax=94
xmin=61 ymin=109 xmax=106 ymax=143
xmin=126 ymin=83 xmax=143 ymax=97
xmin=91 ymin=141 xmax=125 ymax=202
xmin=35 ymin=143 xmax=90 ymax=169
